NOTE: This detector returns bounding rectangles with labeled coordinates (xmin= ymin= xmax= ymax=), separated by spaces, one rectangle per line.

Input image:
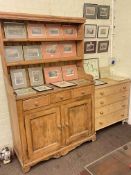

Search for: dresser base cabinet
xmin=95 ymin=78 xmax=130 ymax=131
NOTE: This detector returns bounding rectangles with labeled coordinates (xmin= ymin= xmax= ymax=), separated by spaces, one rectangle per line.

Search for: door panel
xmin=24 ymin=107 xmax=62 ymax=160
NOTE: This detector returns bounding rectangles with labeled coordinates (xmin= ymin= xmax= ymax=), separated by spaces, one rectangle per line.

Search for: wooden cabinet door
xmin=62 ymin=98 xmax=92 ymax=145
xmin=24 ymin=107 xmax=62 ymax=160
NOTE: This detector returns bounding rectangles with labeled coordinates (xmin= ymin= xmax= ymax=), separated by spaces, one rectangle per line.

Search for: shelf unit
xmin=0 ymin=12 xmax=95 ymax=172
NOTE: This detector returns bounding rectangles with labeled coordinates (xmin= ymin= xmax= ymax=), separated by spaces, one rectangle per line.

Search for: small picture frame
xmin=62 ymin=25 xmax=77 ymax=38
xmin=83 ymin=3 xmax=98 ymax=19
xmin=84 ymin=41 xmax=97 ymax=54
xmin=44 ymin=67 xmax=63 ymax=84
xmin=4 ymin=22 xmax=27 ymax=39
xmin=10 ymin=68 xmax=28 ymax=89
xmin=97 ymin=26 xmax=110 ymax=38
xmin=51 ymin=81 xmax=76 ymax=88
xmin=61 ymin=42 xmax=76 ymax=57
xmin=46 ymin=24 xmax=62 ymax=38
xmin=28 ymin=67 xmax=44 ymax=86
xmin=84 ymin=58 xmax=100 ymax=80
xmin=98 ymin=40 xmax=109 ymax=53
xmin=33 ymin=85 xmax=53 ymax=92
xmin=85 ymin=24 xmax=97 ymax=38
xmin=62 ymin=65 xmax=78 ymax=81
xmin=42 ymin=42 xmax=61 ymax=59
xmin=5 ymin=46 xmax=24 ymax=62
xmin=97 ymin=5 xmax=110 ymax=19
xmin=27 ymin=23 xmax=46 ymax=38
xmin=23 ymin=45 xmax=42 ymax=60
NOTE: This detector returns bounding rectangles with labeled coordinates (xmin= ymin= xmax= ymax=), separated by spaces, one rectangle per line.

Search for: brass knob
xmin=123 ymin=86 xmax=126 ymax=90
xmin=60 ymin=96 xmax=64 ymax=100
xmin=35 ymin=102 xmax=39 ymax=106
xmin=81 ymin=91 xmax=86 ymax=95
xmin=122 ymin=105 xmax=125 ymax=108
xmin=121 ymin=114 xmax=124 ymax=117
xmin=100 ymin=111 xmax=104 ymax=115
xmin=100 ymin=92 xmax=104 ymax=96
xmin=100 ymin=101 xmax=104 ymax=105
xmin=99 ymin=122 xmax=103 ymax=125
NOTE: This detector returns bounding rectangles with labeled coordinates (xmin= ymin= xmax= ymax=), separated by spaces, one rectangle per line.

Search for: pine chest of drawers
xmin=95 ymin=78 xmax=130 ymax=131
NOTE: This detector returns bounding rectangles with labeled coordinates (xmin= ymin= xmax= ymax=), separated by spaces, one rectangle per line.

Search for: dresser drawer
xmin=72 ymin=85 xmax=92 ymax=98
xmin=51 ymin=90 xmax=71 ymax=103
xmin=95 ymin=82 xmax=130 ymax=99
xmin=95 ymin=99 xmax=129 ymax=118
xmin=95 ymin=108 xmax=128 ymax=131
xmin=23 ymin=95 xmax=50 ymax=111
xmin=95 ymin=91 xmax=129 ymax=108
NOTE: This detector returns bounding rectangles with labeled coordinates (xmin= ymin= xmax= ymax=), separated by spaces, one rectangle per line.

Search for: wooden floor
xmin=1 ymin=123 xmax=131 ymax=175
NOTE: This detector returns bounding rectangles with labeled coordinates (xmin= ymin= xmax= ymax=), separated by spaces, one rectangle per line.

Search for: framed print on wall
xmin=46 ymin=24 xmax=62 ymax=38
xmin=85 ymin=24 xmax=97 ymax=38
xmin=44 ymin=67 xmax=63 ymax=84
xmin=84 ymin=41 xmax=97 ymax=54
xmin=10 ymin=68 xmax=28 ymax=89
xmin=28 ymin=67 xmax=44 ymax=86
xmin=84 ymin=58 xmax=100 ymax=80
xmin=62 ymin=65 xmax=78 ymax=81
xmin=97 ymin=5 xmax=110 ymax=19
xmin=97 ymin=26 xmax=110 ymax=38
xmin=83 ymin=3 xmax=98 ymax=19
xmin=98 ymin=40 xmax=109 ymax=53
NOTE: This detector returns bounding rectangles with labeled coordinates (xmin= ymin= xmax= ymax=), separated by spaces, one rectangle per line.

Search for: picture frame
xmin=33 ymin=85 xmax=53 ymax=92
xmin=14 ymin=87 xmax=36 ymax=96
xmin=97 ymin=5 xmax=110 ymax=19
xmin=84 ymin=58 xmax=100 ymax=80
xmin=85 ymin=24 xmax=97 ymax=38
xmin=10 ymin=68 xmax=28 ymax=89
xmin=4 ymin=22 xmax=27 ymax=39
xmin=62 ymin=65 xmax=78 ymax=81
xmin=23 ymin=45 xmax=42 ymax=60
xmin=62 ymin=25 xmax=77 ymax=38
xmin=42 ymin=42 xmax=61 ymax=59
xmin=27 ymin=23 xmax=46 ymax=38
xmin=51 ymin=81 xmax=76 ymax=88
xmin=61 ymin=42 xmax=76 ymax=57
xmin=44 ymin=67 xmax=63 ymax=84
xmin=97 ymin=26 xmax=110 ymax=38
xmin=98 ymin=40 xmax=109 ymax=53
xmin=28 ymin=67 xmax=44 ymax=86
xmin=84 ymin=41 xmax=97 ymax=54
xmin=83 ymin=3 xmax=98 ymax=19
xmin=5 ymin=46 xmax=24 ymax=62
xmin=46 ymin=24 xmax=62 ymax=38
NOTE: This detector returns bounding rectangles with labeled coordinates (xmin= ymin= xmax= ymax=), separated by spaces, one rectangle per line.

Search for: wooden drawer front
xmin=23 ymin=95 xmax=50 ymax=111
xmin=51 ymin=90 xmax=71 ymax=103
xmin=72 ymin=86 xmax=92 ymax=98
xmin=95 ymin=108 xmax=128 ymax=131
xmin=95 ymin=91 xmax=129 ymax=108
xmin=95 ymin=99 xmax=129 ymax=118
xmin=96 ymin=83 xmax=130 ymax=99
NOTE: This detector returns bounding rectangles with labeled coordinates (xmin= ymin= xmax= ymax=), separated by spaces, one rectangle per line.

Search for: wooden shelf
xmin=6 ymin=56 xmax=82 ymax=67
xmin=3 ymin=37 xmax=83 ymax=42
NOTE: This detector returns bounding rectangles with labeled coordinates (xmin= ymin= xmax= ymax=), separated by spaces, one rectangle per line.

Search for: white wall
xmin=0 ymin=0 xmax=115 ymax=148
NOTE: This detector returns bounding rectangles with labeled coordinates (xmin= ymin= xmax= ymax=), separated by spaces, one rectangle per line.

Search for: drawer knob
xmin=100 ymin=92 xmax=104 ymax=96
xmin=100 ymin=101 xmax=104 ymax=105
xmin=60 ymin=96 xmax=64 ymax=100
xmin=122 ymin=105 xmax=126 ymax=108
xmin=99 ymin=122 xmax=103 ymax=125
xmin=123 ymin=86 xmax=126 ymax=90
xmin=57 ymin=125 xmax=62 ymax=130
xmin=35 ymin=102 xmax=39 ymax=106
xmin=81 ymin=91 xmax=86 ymax=95
xmin=100 ymin=111 xmax=104 ymax=115
xmin=65 ymin=123 xmax=69 ymax=127
xmin=121 ymin=114 xmax=125 ymax=117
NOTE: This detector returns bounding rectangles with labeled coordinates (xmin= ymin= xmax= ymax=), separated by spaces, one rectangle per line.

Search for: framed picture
xmin=5 ymin=46 xmax=23 ymax=62
xmin=27 ymin=23 xmax=46 ymax=38
xmin=51 ymin=81 xmax=76 ymax=88
xmin=33 ymin=85 xmax=53 ymax=92
xmin=97 ymin=5 xmax=110 ymax=19
xmin=44 ymin=67 xmax=63 ymax=84
xmin=97 ymin=26 xmax=110 ymax=38
xmin=23 ymin=45 xmax=42 ymax=60
xmin=14 ymin=87 xmax=36 ymax=96
xmin=83 ymin=3 xmax=98 ymax=19
xmin=84 ymin=58 xmax=100 ymax=80
xmin=4 ymin=22 xmax=27 ymax=39
xmin=10 ymin=68 xmax=28 ymax=89
xmin=62 ymin=65 xmax=78 ymax=81
xmin=46 ymin=24 xmax=62 ymax=38
xmin=42 ymin=42 xmax=61 ymax=59
xmin=61 ymin=42 xmax=76 ymax=57
xmin=62 ymin=25 xmax=77 ymax=38
xmin=98 ymin=40 xmax=109 ymax=53
xmin=84 ymin=41 xmax=97 ymax=54
xmin=85 ymin=24 xmax=97 ymax=38
xmin=28 ymin=67 xmax=44 ymax=86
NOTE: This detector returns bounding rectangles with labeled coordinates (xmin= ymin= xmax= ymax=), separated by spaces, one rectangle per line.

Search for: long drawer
xmin=95 ymin=91 xmax=129 ymax=108
xmin=95 ymin=108 xmax=128 ymax=130
xmin=95 ymin=99 xmax=129 ymax=118
xmin=96 ymin=82 xmax=130 ymax=99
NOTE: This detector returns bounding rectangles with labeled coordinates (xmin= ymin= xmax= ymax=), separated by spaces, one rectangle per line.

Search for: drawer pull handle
xmin=100 ymin=111 xmax=104 ymax=115
xmin=100 ymin=92 xmax=104 ymax=96
xmin=34 ymin=102 xmax=39 ymax=106
xmin=81 ymin=91 xmax=86 ymax=95
xmin=123 ymin=87 xmax=126 ymax=90
xmin=99 ymin=122 xmax=103 ymax=125
xmin=122 ymin=105 xmax=126 ymax=108
xmin=100 ymin=101 xmax=104 ymax=105
xmin=121 ymin=114 xmax=125 ymax=117
xmin=60 ymin=96 xmax=64 ymax=100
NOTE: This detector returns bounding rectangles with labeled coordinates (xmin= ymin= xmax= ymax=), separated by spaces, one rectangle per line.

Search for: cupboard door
xmin=24 ymin=107 xmax=62 ymax=160
xmin=62 ymin=98 xmax=92 ymax=145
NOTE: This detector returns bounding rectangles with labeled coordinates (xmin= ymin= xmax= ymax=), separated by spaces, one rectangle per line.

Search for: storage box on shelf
xmin=95 ymin=78 xmax=130 ymax=131
xmin=0 ymin=12 xmax=95 ymax=172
